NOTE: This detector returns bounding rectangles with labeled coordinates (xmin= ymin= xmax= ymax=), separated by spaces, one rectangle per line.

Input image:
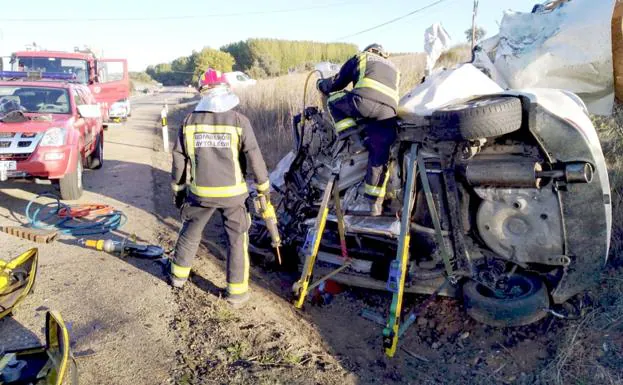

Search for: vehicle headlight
xmin=40 ymin=127 xmax=66 ymax=146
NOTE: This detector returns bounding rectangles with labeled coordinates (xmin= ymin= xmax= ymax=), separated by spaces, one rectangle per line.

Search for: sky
xmin=0 ymin=0 xmax=540 ymax=71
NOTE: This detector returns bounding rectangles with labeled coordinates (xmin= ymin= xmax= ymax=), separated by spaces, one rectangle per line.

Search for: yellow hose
xmin=302 ymin=70 xmax=324 ymax=125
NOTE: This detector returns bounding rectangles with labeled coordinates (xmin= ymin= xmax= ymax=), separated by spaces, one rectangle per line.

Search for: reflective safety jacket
xmin=172 ymin=109 xmax=269 ymax=207
xmin=320 ymin=52 xmax=401 ymax=109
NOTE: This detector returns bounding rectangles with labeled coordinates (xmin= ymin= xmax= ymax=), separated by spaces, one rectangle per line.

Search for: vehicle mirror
xmin=77 ymin=104 xmax=101 ymax=119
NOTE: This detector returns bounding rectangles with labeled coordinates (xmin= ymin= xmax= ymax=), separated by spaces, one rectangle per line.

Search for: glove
xmin=256 ymin=180 xmax=270 ymax=202
xmin=316 ymin=78 xmax=329 ymax=95
xmin=174 ymin=189 xmax=187 ymax=209
xmin=257 ymin=188 xmax=270 ymax=204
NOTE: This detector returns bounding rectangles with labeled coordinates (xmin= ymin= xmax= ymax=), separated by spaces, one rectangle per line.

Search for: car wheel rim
xmin=475 ymin=275 xmax=534 ymax=300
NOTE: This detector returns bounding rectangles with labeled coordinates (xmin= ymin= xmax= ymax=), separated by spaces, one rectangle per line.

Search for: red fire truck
xmin=9 ymin=49 xmax=129 ymax=122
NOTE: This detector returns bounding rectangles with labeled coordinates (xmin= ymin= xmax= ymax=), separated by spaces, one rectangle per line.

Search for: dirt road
xmin=0 ymin=88 xmax=191 ymax=384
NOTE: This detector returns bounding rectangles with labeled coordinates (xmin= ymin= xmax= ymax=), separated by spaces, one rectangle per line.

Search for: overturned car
xmin=251 ymin=64 xmax=612 ymax=329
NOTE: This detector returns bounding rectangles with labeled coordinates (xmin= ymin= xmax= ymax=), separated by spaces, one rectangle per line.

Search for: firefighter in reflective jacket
xmin=170 ymin=68 xmax=269 ymax=308
xmin=317 ymin=43 xmax=400 ymax=216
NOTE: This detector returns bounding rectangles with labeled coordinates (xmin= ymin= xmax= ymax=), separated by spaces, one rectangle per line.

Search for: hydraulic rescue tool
xmin=81 ymin=238 xmax=164 ymax=259
xmin=0 ymin=248 xmax=38 ymax=320
xmin=253 ymin=193 xmax=282 ymax=265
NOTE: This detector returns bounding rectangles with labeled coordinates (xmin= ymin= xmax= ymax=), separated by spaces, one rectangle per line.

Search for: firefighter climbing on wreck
xmin=169 ymin=68 xmax=270 ymax=308
xmin=316 ymin=43 xmax=400 ymax=216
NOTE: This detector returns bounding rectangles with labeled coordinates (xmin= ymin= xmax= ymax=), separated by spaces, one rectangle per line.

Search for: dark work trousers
xmin=327 ymin=91 xmax=396 ymax=139
xmin=172 ymin=201 xmax=250 ymax=297
xmin=326 ymin=92 xmax=397 ymax=200
xmin=364 ymin=122 xmax=397 ymax=201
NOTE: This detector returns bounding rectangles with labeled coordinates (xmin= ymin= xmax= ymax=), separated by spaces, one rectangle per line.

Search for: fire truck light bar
xmin=0 ymin=71 xmax=77 ymax=80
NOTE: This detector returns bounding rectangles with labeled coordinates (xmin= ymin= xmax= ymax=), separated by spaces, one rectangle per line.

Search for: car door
xmin=78 ymin=86 xmax=99 ymax=149
xmin=72 ymin=88 xmax=90 ymax=149
xmin=94 ymin=59 xmax=129 ymax=117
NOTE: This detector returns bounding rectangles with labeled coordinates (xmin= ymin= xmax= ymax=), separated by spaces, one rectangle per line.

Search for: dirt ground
xmin=1 ymin=89 xmax=621 ymax=385
xmin=0 ymin=89 xmax=189 ymax=384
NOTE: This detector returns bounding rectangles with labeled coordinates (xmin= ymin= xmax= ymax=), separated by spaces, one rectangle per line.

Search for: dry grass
xmin=391 ymin=53 xmax=427 ymax=93
xmin=435 ymin=44 xmax=472 ymax=69
xmin=236 ymin=74 xmax=311 ymax=168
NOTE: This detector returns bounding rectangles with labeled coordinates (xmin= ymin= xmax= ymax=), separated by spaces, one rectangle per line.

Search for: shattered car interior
xmin=250 ymin=62 xmax=612 ymax=342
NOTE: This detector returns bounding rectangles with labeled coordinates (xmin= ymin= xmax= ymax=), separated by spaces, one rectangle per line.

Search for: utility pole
xmin=471 ymin=0 xmax=479 ymax=49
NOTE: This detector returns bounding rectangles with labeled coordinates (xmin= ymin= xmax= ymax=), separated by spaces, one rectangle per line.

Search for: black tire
xmin=86 ymin=132 xmax=104 ymax=170
xmin=59 ymin=154 xmax=83 ymax=200
xmin=430 ymin=96 xmax=523 ymax=141
xmin=463 ymin=273 xmax=550 ymax=327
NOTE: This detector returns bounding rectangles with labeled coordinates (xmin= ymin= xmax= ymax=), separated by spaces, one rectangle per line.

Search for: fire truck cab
xmin=9 ymin=49 xmax=129 ymax=123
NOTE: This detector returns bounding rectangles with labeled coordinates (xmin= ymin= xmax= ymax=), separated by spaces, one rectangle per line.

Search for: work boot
xmin=164 ymin=259 xmax=187 ymax=288
xmin=371 ymin=200 xmax=383 ymax=216
xmin=363 ymin=199 xmax=383 ymax=217
xmin=168 ymin=274 xmax=187 ymax=289
xmin=226 ymin=292 xmax=250 ymax=309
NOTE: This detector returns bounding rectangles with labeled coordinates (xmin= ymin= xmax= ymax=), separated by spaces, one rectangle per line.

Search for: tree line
xmin=146 ymin=39 xmax=358 ymax=86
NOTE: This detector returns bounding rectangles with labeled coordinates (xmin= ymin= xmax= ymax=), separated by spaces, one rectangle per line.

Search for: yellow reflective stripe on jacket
xmin=357 ymin=53 xmax=367 ymax=83
xmin=183 ymin=124 xmax=247 ymax=198
xmin=335 ymin=118 xmax=357 ymax=133
xmin=170 ymin=262 xmax=191 ymax=279
xmin=354 ymin=53 xmax=400 ymax=103
xmin=191 ymin=182 xmax=248 ymax=198
xmin=255 ymin=180 xmax=270 ymax=192
xmin=355 ymin=78 xmax=400 ymax=103
xmin=328 ymin=91 xmax=347 ymax=103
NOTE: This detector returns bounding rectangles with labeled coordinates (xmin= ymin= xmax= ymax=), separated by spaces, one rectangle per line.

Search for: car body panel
xmin=108 ymin=98 xmax=130 ymax=120
xmin=223 ymin=71 xmax=256 ymax=88
xmin=0 ymin=80 xmax=102 ymax=181
xmin=502 ymin=89 xmax=612 ymax=303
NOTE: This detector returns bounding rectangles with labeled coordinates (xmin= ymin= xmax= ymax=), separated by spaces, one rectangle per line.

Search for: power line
xmin=0 ymin=1 xmax=359 ymax=22
xmin=335 ymin=0 xmax=452 ymax=41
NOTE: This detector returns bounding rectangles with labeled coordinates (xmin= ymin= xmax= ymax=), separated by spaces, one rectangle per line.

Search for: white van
xmin=223 ymin=72 xmax=257 ymax=88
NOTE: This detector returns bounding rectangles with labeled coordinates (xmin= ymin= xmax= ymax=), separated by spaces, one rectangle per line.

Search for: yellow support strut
xmin=293 ymin=175 xmax=336 ymax=308
xmin=383 ymin=144 xmax=418 ymax=357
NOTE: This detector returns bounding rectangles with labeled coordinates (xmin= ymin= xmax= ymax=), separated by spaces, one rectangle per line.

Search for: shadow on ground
xmin=0 ymin=316 xmax=42 ymax=351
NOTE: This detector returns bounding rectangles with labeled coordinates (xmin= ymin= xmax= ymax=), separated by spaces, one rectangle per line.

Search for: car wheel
xmin=86 ymin=132 xmax=104 ymax=170
xmin=462 ymin=272 xmax=550 ymax=327
xmin=59 ymin=154 xmax=83 ymax=200
xmin=430 ymin=96 xmax=523 ymax=141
